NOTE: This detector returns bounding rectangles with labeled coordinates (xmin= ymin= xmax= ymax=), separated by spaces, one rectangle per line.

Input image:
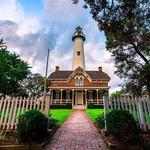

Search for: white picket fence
xmin=1 ymin=95 xmax=150 ymax=131
xmin=0 ymin=96 xmax=48 ymax=130
xmin=103 ymin=96 xmax=150 ymax=131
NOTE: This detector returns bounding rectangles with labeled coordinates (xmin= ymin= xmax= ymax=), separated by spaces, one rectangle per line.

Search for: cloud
xmin=0 ymin=0 xmax=19 ymax=21
xmin=84 ymin=41 xmax=122 ymax=92
xmin=0 ymin=0 xmax=123 ymax=93
xmin=44 ymin=0 xmax=87 ymax=24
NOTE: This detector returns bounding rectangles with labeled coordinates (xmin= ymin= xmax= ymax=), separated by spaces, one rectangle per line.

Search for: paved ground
xmin=44 ymin=110 xmax=109 ymax=150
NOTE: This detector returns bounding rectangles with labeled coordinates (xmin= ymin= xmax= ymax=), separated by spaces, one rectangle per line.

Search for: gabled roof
xmin=86 ymin=71 xmax=110 ymax=80
xmin=48 ymin=68 xmax=110 ymax=80
xmin=48 ymin=71 xmax=72 ymax=79
xmin=67 ymin=66 xmax=92 ymax=82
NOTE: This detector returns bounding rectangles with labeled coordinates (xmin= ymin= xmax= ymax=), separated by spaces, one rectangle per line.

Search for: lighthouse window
xmin=77 ymin=51 xmax=80 ymax=56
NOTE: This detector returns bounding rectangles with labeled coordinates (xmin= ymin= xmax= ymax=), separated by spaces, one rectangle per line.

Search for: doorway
xmin=76 ymin=91 xmax=83 ymax=105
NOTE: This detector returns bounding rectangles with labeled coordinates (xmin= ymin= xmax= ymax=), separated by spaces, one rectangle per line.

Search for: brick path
xmin=44 ymin=110 xmax=109 ymax=150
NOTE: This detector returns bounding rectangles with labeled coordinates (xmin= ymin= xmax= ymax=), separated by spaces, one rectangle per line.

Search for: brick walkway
xmin=44 ymin=110 xmax=109 ymax=150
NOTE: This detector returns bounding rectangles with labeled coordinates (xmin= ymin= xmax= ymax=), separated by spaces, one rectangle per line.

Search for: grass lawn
xmin=49 ymin=109 xmax=73 ymax=125
xmin=86 ymin=109 xmax=104 ymax=122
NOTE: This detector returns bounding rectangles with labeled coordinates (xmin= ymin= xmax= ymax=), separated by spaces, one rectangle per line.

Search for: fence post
xmin=103 ymin=94 xmax=109 ymax=131
xmin=137 ymin=98 xmax=146 ymax=131
xmin=44 ymin=90 xmax=51 ymax=118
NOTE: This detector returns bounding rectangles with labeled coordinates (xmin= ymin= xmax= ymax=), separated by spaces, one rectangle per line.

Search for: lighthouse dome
xmin=72 ymin=26 xmax=86 ymax=41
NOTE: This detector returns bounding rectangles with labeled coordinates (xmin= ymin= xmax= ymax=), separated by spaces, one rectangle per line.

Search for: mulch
xmin=0 ymin=131 xmax=20 ymax=145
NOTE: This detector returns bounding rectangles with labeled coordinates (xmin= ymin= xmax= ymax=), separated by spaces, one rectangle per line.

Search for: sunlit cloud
xmin=0 ymin=0 xmax=123 ymax=93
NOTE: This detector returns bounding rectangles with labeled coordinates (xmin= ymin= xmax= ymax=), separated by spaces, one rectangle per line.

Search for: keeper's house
xmin=48 ymin=26 xmax=110 ymax=109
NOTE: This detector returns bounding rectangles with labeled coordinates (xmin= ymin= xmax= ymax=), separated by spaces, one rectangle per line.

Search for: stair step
xmin=73 ymin=105 xmax=87 ymax=110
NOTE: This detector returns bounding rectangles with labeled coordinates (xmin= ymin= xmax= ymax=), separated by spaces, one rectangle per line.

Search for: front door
xmin=76 ymin=91 xmax=83 ymax=105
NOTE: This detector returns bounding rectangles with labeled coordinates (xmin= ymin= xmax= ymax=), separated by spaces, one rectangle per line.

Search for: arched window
xmin=75 ymin=76 xmax=84 ymax=86
xmin=75 ymin=76 xmax=79 ymax=86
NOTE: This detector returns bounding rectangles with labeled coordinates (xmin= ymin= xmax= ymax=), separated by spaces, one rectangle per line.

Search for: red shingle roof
xmin=48 ymin=70 xmax=110 ymax=80
xmin=48 ymin=71 xmax=72 ymax=79
xmin=86 ymin=71 xmax=110 ymax=80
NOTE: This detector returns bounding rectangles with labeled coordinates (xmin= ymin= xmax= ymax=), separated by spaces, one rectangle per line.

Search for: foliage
xmin=0 ymin=40 xmax=30 ymax=96
xmin=50 ymin=103 xmax=72 ymax=109
xmin=110 ymin=90 xmax=123 ymax=99
xmin=50 ymin=109 xmax=73 ymax=125
xmin=0 ymin=130 xmax=6 ymax=140
xmin=48 ymin=117 xmax=58 ymax=129
xmin=87 ymin=103 xmax=103 ymax=109
xmin=73 ymin=0 xmax=150 ymax=96
xmin=17 ymin=110 xmax=48 ymax=142
xmin=95 ymin=113 xmax=105 ymax=129
xmin=106 ymin=109 xmax=140 ymax=143
xmin=20 ymin=73 xmax=45 ymax=97
xmin=86 ymin=109 xmax=104 ymax=122
xmin=122 ymin=64 xmax=150 ymax=96
xmin=0 ymin=38 xmax=6 ymax=49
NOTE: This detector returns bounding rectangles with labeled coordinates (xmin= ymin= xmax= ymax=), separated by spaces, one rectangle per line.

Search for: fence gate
xmin=103 ymin=95 xmax=150 ymax=131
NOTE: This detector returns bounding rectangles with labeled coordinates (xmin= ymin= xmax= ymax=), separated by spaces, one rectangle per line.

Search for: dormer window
xmin=75 ymin=76 xmax=84 ymax=86
xmin=77 ymin=51 xmax=80 ymax=56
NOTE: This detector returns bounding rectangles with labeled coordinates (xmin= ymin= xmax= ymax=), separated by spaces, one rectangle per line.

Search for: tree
xmin=73 ymin=0 xmax=150 ymax=96
xmin=21 ymin=73 xmax=45 ymax=97
xmin=0 ymin=39 xmax=30 ymax=96
xmin=110 ymin=90 xmax=123 ymax=99
xmin=122 ymin=63 xmax=150 ymax=96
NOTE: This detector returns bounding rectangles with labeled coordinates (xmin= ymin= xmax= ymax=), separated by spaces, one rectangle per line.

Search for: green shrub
xmin=17 ymin=110 xmax=48 ymax=142
xmin=65 ymin=103 xmax=72 ymax=109
xmin=50 ymin=103 xmax=72 ymax=109
xmin=87 ymin=103 xmax=103 ymax=109
xmin=95 ymin=113 xmax=105 ymax=129
xmin=48 ymin=118 xmax=58 ymax=129
xmin=106 ymin=109 xmax=140 ymax=143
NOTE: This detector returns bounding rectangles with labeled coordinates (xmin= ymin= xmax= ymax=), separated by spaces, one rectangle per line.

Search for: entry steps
xmin=73 ymin=105 xmax=87 ymax=110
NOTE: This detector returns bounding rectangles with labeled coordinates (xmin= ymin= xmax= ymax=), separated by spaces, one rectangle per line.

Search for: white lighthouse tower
xmin=72 ymin=26 xmax=86 ymax=70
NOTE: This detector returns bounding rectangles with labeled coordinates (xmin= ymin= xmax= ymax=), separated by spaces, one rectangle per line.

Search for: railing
xmin=51 ymin=99 xmax=72 ymax=105
xmin=87 ymin=99 xmax=103 ymax=105
xmin=0 ymin=97 xmax=47 ymax=130
xmin=103 ymin=96 xmax=150 ymax=131
xmin=50 ymin=99 xmax=104 ymax=105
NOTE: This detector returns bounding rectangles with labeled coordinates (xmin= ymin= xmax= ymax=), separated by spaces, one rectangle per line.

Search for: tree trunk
xmin=131 ymin=42 xmax=149 ymax=64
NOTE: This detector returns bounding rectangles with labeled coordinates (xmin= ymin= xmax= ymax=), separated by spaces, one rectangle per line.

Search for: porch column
xmin=96 ymin=89 xmax=99 ymax=105
xmin=82 ymin=90 xmax=83 ymax=105
xmin=72 ymin=89 xmax=74 ymax=106
xmin=50 ymin=89 xmax=53 ymax=105
xmin=85 ymin=89 xmax=87 ymax=107
xmin=75 ymin=90 xmax=77 ymax=105
xmin=60 ymin=89 xmax=63 ymax=104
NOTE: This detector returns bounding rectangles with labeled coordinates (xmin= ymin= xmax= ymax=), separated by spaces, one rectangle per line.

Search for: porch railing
xmin=87 ymin=99 xmax=103 ymax=105
xmin=50 ymin=99 xmax=72 ymax=105
xmin=50 ymin=99 xmax=103 ymax=105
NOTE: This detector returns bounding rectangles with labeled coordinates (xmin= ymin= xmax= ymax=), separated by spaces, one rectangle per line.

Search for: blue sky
xmin=0 ymin=0 xmax=122 ymax=93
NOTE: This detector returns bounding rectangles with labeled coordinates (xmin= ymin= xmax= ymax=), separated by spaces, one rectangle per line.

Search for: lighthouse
xmin=72 ymin=26 xmax=86 ymax=70
xmin=48 ymin=26 xmax=110 ymax=109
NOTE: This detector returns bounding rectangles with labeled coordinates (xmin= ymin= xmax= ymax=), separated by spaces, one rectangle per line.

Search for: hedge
xmin=50 ymin=103 xmax=72 ymax=109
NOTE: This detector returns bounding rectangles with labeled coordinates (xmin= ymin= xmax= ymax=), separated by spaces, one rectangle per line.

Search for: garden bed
xmin=0 ymin=109 xmax=73 ymax=150
xmin=100 ymin=129 xmax=150 ymax=150
xmin=86 ymin=109 xmax=150 ymax=150
xmin=0 ymin=128 xmax=57 ymax=150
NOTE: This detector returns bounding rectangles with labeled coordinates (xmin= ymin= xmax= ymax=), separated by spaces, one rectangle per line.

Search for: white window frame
xmin=75 ymin=76 xmax=84 ymax=86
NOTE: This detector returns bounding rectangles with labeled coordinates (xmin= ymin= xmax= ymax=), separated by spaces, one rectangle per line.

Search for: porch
xmin=49 ymin=89 xmax=108 ymax=109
